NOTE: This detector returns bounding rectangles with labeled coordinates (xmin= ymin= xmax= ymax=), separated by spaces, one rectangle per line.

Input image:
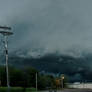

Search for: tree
xmin=38 ymin=74 xmax=55 ymax=90
xmin=24 ymin=67 xmax=38 ymax=87
xmin=0 ymin=66 xmax=6 ymax=86
xmin=9 ymin=67 xmax=24 ymax=87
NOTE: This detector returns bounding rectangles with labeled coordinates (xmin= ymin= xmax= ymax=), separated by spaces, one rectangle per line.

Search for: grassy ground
xmin=0 ymin=87 xmax=36 ymax=92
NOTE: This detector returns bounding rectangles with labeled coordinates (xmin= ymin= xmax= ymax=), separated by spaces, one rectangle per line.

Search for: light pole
xmin=36 ymin=72 xmax=38 ymax=92
xmin=62 ymin=76 xmax=64 ymax=89
xmin=61 ymin=74 xmax=64 ymax=89
xmin=0 ymin=26 xmax=13 ymax=88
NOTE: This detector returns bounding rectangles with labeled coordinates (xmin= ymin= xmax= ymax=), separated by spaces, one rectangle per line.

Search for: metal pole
xmin=4 ymin=36 xmax=10 ymax=88
xmin=62 ymin=79 xmax=63 ymax=89
xmin=36 ymin=73 xmax=37 ymax=92
xmin=0 ymin=26 xmax=13 ymax=92
xmin=62 ymin=78 xmax=64 ymax=89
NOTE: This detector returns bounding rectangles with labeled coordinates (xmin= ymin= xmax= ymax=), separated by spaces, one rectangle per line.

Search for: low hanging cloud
xmin=0 ymin=0 xmax=92 ymax=57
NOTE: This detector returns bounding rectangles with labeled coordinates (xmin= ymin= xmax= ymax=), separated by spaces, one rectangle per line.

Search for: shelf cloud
xmin=0 ymin=0 xmax=92 ymax=56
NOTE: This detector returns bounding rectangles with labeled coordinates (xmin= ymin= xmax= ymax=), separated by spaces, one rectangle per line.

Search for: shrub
xmin=0 ymin=87 xmax=23 ymax=92
xmin=26 ymin=87 xmax=36 ymax=92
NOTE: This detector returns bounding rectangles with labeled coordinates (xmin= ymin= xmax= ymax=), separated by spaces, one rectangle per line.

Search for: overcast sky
xmin=0 ymin=0 xmax=92 ymax=57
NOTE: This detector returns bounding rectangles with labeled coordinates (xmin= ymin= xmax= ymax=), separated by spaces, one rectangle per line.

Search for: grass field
xmin=0 ymin=87 xmax=36 ymax=92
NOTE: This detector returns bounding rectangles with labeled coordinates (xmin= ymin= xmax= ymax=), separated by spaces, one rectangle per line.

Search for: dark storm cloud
xmin=0 ymin=0 xmax=92 ymax=57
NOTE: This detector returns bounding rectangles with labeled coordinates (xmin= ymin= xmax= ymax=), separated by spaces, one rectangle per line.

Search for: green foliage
xmin=26 ymin=87 xmax=36 ymax=91
xmin=0 ymin=87 xmax=36 ymax=92
xmin=63 ymin=75 xmax=69 ymax=88
xmin=0 ymin=66 xmax=55 ymax=90
xmin=24 ymin=67 xmax=38 ymax=87
xmin=0 ymin=87 xmax=23 ymax=92
xmin=0 ymin=66 xmax=6 ymax=86
xmin=9 ymin=67 xmax=25 ymax=87
xmin=38 ymin=75 xmax=55 ymax=90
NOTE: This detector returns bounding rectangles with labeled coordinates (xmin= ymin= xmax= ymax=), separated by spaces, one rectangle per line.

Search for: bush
xmin=0 ymin=87 xmax=36 ymax=92
xmin=26 ymin=87 xmax=36 ymax=92
xmin=0 ymin=87 xmax=24 ymax=92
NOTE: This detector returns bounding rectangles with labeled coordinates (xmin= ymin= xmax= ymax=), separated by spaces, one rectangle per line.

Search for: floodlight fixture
xmin=0 ymin=26 xmax=13 ymax=36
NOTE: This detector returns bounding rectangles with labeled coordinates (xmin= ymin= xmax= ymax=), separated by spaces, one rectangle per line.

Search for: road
xmin=38 ymin=89 xmax=92 ymax=92
xmin=61 ymin=89 xmax=92 ymax=92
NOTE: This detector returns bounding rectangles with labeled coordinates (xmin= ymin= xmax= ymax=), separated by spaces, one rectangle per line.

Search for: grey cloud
xmin=0 ymin=0 xmax=92 ymax=57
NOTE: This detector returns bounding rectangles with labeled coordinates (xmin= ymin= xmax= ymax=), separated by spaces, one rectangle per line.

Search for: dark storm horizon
xmin=0 ymin=0 xmax=91 ymax=57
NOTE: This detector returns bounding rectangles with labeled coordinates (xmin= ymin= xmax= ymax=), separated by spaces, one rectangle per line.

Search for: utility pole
xmin=61 ymin=74 xmax=64 ymax=89
xmin=36 ymin=72 xmax=38 ymax=92
xmin=4 ymin=35 xmax=10 ymax=88
xmin=0 ymin=26 xmax=13 ymax=89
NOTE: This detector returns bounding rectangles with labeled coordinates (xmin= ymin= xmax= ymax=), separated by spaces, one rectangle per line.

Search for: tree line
xmin=0 ymin=66 xmax=68 ymax=90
